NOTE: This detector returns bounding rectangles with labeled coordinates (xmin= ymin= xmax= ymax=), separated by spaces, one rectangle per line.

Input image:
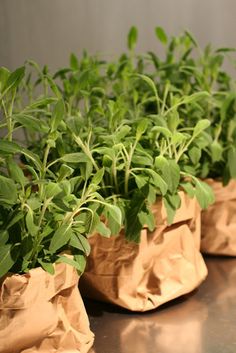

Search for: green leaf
xmin=91 ymin=168 xmax=104 ymax=185
xmin=125 ymin=189 xmax=148 ymax=242
xmin=20 ymin=147 xmax=42 ymax=170
xmin=106 ymin=204 xmax=122 ymax=226
xmin=69 ymin=232 xmax=90 ymax=256
xmin=91 ymin=87 xmax=105 ymax=97
xmin=61 ymin=153 xmax=90 ymax=163
xmin=0 ymin=230 xmax=9 ymax=246
xmin=195 ymin=179 xmax=215 ymax=209
xmin=166 ymin=193 xmax=181 ymax=209
xmin=155 ymin=27 xmax=168 ymax=44
xmin=188 ymin=146 xmax=202 ymax=165
xmin=94 ymin=147 xmax=115 ymax=159
xmin=13 ymin=114 xmax=48 ymax=133
xmin=182 ymin=92 xmax=209 ymax=105
xmin=0 ymin=244 xmax=18 ymax=277
xmin=228 ymin=147 xmax=236 ymax=178
xmin=7 ymin=159 xmax=26 ymax=185
xmin=49 ymin=224 xmax=72 ymax=253
xmin=0 ymin=140 xmax=20 ymax=154
xmin=180 ymin=182 xmax=195 ymax=198
xmin=107 ymin=214 xmax=121 ymax=236
xmin=45 ymin=75 xmax=62 ymax=98
xmin=37 ymin=259 xmax=55 ymax=275
xmin=167 ymin=110 xmax=180 ymax=133
xmin=220 ymin=92 xmax=236 ymax=122
xmin=51 ymin=99 xmax=65 ymax=132
xmin=163 ymin=197 xmax=176 ymax=225
xmin=132 ymin=155 xmax=153 ymax=166
xmin=74 ymin=254 xmax=87 ymax=273
xmin=216 ymin=47 xmax=236 ymax=53
xmin=136 ymin=119 xmax=149 ymax=139
xmin=138 ymin=208 xmax=155 ymax=231
xmin=25 ymin=97 xmax=57 ymax=110
xmin=6 ymin=211 xmax=24 ymax=229
xmin=163 ymin=193 xmax=181 ymax=224
xmin=58 ymin=164 xmax=74 ymax=181
xmin=95 ymin=221 xmax=111 ymax=237
xmin=1 ymin=66 xmax=25 ymax=98
xmin=210 ymin=141 xmax=223 ymax=163
xmin=155 ymin=157 xmax=180 ymax=193
xmin=135 ymin=74 xmax=158 ymax=99
xmin=0 ymin=175 xmax=17 ymax=205
xmin=27 ymin=197 xmax=41 ymax=210
xmin=193 ymin=119 xmax=211 ymax=137
xmin=56 ymin=254 xmax=86 ymax=274
xmin=168 ymin=160 xmax=180 ymax=193
xmin=127 ymin=26 xmax=138 ymax=51
xmin=115 ymin=125 xmax=132 ymax=142
xmin=70 ymin=53 xmax=79 ymax=70
xmin=44 ymin=182 xmax=62 ymax=199
xmin=184 ymin=30 xmax=198 ymax=47
xmin=145 ymin=169 xmax=168 ymax=195
xmin=0 ymin=67 xmax=10 ymax=91
xmin=151 ymin=126 xmax=172 ymax=138
xmin=26 ymin=210 xmax=38 ymax=237
xmin=172 ymin=132 xmax=186 ymax=145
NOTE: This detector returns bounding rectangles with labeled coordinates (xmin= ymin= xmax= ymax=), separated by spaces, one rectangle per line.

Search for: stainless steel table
xmin=86 ymin=257 xmax=236 ymax=353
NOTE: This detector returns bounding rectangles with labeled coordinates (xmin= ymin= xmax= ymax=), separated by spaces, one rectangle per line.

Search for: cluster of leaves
xmin=65 ymin=74 xmax=215 ymax=240
xmin=16 ymin=46 xmax=215 ymax=243
xmin=0 ymin=28 xmax=218 ymax=263
xmin=130 ymin=26 xmax=236 ymax=184
xmin=0 ymin=66 xmax=121 ymax=277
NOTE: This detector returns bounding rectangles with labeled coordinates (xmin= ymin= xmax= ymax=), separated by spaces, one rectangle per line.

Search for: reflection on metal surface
xmin=87 ymin=257 xmax=236 ymax=353
xmin=119 ymin=299 xmax=207 ymax=353
xmin=201 ymin=257 xmax=236 ymax=353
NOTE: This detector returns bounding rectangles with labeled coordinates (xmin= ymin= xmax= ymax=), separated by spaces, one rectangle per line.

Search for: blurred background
xmin=0 ymin=0 xmax=235 ymax=71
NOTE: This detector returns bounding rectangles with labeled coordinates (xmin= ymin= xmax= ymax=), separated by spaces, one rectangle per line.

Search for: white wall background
xmin=0 ymin=0 xmax=236 ymax=70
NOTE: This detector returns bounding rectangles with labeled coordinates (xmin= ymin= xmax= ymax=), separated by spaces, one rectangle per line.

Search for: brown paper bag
xmin=80 ymin=192 xmax=207 ymax=312
xmin=0 ymin=262 xmax=94 ymax=353
xmin=201 ymin=179 xmax=236 ymax=256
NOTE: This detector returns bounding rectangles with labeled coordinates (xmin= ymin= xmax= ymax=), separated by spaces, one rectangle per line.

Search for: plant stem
xmin=73 ymin=133 xmax=99 ymax=171
xmin=124 ymin=139 xmax=138 ymax=196
xmin=30 ymin=198 xmax=51 ymax=267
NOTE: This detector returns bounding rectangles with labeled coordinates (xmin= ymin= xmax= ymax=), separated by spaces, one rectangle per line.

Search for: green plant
xmin=144 ymin=26 xmax=236 ymax=184
xmin=12 ymin=40 xmax=215 ymax=244
xmin=0 ymin=65 xmax=122 ymax=278
xmin=48 ymin=64 xmax=215 ymax=241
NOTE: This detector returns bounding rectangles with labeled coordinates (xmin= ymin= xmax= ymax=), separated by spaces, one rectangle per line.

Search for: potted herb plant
xmin=45 ymin=51 xmax=214 ymax=311
xmin=0 ymin=66 xmax=121 ymax=352
xmin=145 ymin=27 xmax=236 ymax=256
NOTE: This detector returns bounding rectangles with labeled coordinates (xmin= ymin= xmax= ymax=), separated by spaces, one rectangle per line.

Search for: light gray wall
xmin=0 ymin=0 xmax=236 ymax=71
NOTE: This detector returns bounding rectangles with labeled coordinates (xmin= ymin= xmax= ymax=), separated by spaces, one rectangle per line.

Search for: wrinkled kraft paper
xmin=201 ymin=179 xmax=236 ymax=256
xmin=0 ymin=262 xmax=94 ymax=353
xmin=80 ymin=192 xmax=207 ymax=312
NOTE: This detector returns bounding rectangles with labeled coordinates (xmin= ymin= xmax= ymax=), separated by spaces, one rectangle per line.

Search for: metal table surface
xmin=86 ymin=256 xmax=236 ymax=353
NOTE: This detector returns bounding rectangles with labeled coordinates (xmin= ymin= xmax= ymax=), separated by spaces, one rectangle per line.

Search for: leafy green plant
xmin=11 ymin=33 xmax=215 ymax=244
xmin=48 ymin=67 xmax=214 ymax=242
xmin=143 ymin=26 xmax=236 ymax=184
xmin=0 ymin=65 xmax=122 ymax=278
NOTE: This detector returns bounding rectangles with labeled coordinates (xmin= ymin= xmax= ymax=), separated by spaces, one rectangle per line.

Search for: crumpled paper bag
xmin=80 ymin=192 xmax=207 ymax=312
xmin=201 ymin=179 xmax=236 ymax=256
xmin=0 ymin=261 xmax=94 ymax=353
